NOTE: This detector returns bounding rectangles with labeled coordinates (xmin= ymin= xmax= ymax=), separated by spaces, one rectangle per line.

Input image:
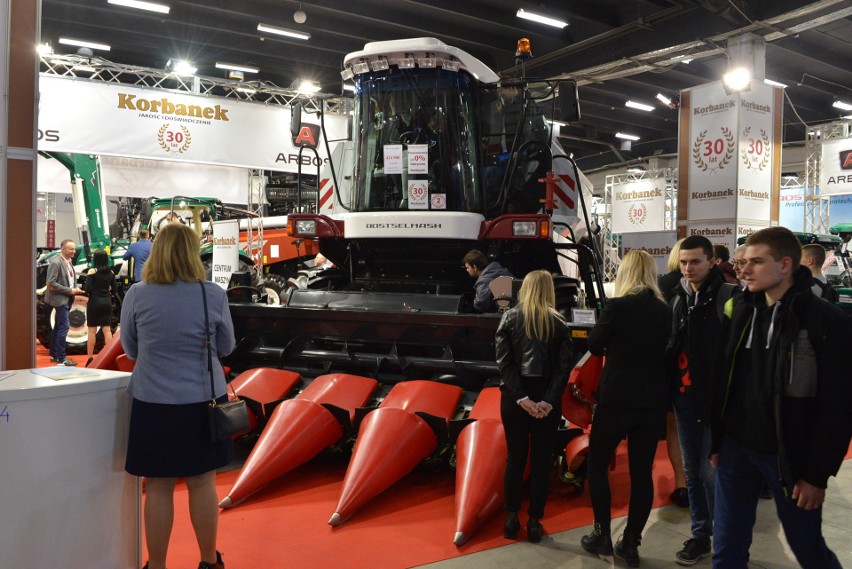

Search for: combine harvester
xmin=221 ymin=37 xmax=606 ymax=544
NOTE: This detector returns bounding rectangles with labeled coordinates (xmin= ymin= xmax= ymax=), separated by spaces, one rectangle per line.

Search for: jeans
xmin=501 ymin=388 xmax=560 ymax=520
xmin=673 ymin=392 xmax=715 ymax=543
xmin=713 ymin=437 xmax=841 ymax=569
xmin=50 ymin=300 xmax=71 ymax=361
xmin=587 ymin=405 xmax=665 ymax=539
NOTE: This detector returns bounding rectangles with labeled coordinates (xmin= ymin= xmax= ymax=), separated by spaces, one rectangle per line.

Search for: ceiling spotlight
xmin=516 ymin=8 xmax=568 ymax=29
xmin=625 ymin=100 xmax=654 ymax=112
xmin=296 ymin=80 xmax=320 ymax=94
xmin=615 ymin=132 xmax=640 ymax=141
xmin=108 ymin=0 xmax=170 ymax=14
xmin=294 ymin=8 xmax=307 ymax=24
xmin=627 ymin=166 xmax=645 ymax=173
xmin=343 ymin=84 xmax=356 ymax=93
xmin=59 ymin=37 xmax=111 ymax=51
xmin=228 ymin=70 xmax=245 ymax=81
xmin=215 ymin=62 xmax=259 ymax=74
xmin=832 ymin=100 xmax=852 ymax=112
xmin=37 ymin=43 xmax=53 ymax=56
xmin=257 ymin=23 xmax=311 ymax=40
xmin=166 ymin=58 xmax=197 ymax=75
xmin=723 ymin=67 xmax=751 ymax=92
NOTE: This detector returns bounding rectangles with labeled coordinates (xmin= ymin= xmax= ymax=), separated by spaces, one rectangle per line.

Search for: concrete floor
xmin=416 ymin=460 xmax=852 ymax=569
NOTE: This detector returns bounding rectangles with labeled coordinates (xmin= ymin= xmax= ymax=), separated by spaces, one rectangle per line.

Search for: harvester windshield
xmin=352 ymin=67 xmax=481 ymax=212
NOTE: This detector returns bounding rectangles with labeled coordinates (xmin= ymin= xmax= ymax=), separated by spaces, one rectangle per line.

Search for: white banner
xmin=621 ymin=231 xmax=677 ymax=275
xmin=687 ymin=82 xmax=738 ymax=220
xmin=736 ymin=83 xmax=774 ymax=221
xmin=211 ymin=220 xmax=240 ymax=289
xmin=687 ymin=220 xmax=737 ymax=252
xmin=37 ymin=75 xmax=348 ymax=173
xmin=611 ymin=179 xmax=666 ymax=233
xmin=820 ymin=138 xmax=852 ymax=197
xmin=38 ymin=153 xmax=248 ymax=203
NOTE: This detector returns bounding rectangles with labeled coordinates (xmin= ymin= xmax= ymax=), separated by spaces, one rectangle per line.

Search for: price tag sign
xmin=408 ymin=180 xmax=428 ymax=209
xmin=383 ymin=144 xmax=403 ymax=174
xmin=407 ymin=144 xmax=428 ymax=174
xmin=571 ymin=308 xmax=597 ymax=324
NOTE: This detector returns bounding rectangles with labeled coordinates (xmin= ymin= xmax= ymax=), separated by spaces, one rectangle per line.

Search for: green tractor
xmin=828 ymin=223 xmax=852 ymax=312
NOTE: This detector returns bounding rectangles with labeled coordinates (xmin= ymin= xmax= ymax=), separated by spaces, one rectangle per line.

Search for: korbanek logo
xmin=627 ymin=203 xmax=647 ymax=225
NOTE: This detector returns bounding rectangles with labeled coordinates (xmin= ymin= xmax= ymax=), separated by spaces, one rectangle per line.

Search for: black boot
xmin=503 ymin=512 xmax=520 ymax=539
xmin=581 ymin=522 xmax=613 ymax=558
xmin=615 ymin=534 xmax=641 ymax=568
xmin=526 ymin=518 xmax=544 ymax=543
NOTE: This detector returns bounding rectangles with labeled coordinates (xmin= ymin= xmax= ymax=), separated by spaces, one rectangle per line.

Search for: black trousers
xmin=587 ymin=404 xmax=665 ymax=538
xmin=500 ymin=386 xmax=561 ymax=519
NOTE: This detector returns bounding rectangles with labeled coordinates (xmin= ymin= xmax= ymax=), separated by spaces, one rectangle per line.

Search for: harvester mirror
xmin=290 ymin=103 xmax=302 ymax=138
xmin=490 ymin=275 xmax=520 ymax=312
xmin=557 ymin=80 xmax=580 ymax=122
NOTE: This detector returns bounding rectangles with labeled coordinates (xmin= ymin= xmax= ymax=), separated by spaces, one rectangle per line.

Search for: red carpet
xmin=157 ymin=440 xmax=681 ymax=569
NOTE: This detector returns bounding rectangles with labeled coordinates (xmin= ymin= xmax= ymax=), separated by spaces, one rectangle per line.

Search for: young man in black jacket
xmin=669 ymin=235 xmax=738 ymax=565
xmin=711 ymin=226 xmax=852 ymax=569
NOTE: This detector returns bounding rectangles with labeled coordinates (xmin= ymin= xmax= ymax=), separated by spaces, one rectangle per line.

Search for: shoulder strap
xmin=199 ymin=280 xmax=215 ymax=401
xmin=716 ymin=283 xmax=737 ymax=322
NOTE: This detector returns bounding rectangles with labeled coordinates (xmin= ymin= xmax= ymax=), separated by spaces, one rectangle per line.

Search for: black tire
xmin=262 ymin=273 xmax=289 ymax=306
xmin=36 ymin=294 xmax=121 ymax=355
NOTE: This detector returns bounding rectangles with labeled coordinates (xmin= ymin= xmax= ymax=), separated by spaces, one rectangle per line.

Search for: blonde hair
xmin=518 ymin=270 xmax=557 ymax=341
xmin=615 ymin=250 xmax=664 ymax=300
xmin=143 ymin=222 xmax=206 ymax=284
xmin=667 ymin=238 xmax=685 ymax=272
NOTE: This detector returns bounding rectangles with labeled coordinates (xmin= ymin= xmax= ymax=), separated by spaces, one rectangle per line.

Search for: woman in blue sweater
xmin=121 ymin=223 xmax=235 ymax=569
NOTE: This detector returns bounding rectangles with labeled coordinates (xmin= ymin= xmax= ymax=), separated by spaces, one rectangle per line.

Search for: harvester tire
xmin=36 ymin=294 xmax=121 ymax=355
xmin=263 ymin=274 xmax=289 ymax=306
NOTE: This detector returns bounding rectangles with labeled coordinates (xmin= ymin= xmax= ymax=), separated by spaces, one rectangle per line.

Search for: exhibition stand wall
xmin=0 ymin=368 xmax=140 ymax=568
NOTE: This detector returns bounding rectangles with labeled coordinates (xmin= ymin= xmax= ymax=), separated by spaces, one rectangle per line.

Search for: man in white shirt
xmin=45 ymin=239 xmax=84 ymax=365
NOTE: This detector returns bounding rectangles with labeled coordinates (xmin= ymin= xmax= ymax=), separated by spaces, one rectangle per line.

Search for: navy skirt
xmin=125 ymin=395 xmax=233 ymax=478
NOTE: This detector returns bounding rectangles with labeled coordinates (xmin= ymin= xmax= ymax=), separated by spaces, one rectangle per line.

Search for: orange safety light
xmin=515 ymin=38 xmax=532 ymax=59
xmin=540 ymin=219 xmax=551 ymax=238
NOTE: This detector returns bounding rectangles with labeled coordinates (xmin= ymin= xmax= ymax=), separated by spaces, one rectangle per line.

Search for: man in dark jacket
xmin=711 ymin=226 xmax=851 ymax=569
xmin=668 ymin=235 xmax=738 ymax=565
xmin=463 ymin=249 xmax=513 ymax=312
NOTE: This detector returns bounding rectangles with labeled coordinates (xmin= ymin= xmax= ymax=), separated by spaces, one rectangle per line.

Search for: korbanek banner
xmin=735 ymin=82 xmax=774 ymax=221
xmin=820 ymin=138 xmax=852 ymax=197
xmin=610 ymin=179 xmax=666 ymax=233
xmin=37 ymin=75 xmax=348 ymax=173
xmin=687 ymin=82 xmax=739 ymax=221
xmin=621 ymin=230 xmax=677 ymax=275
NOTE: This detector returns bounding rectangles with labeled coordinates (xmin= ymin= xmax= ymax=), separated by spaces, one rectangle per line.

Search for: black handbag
xmin=200 ymin=281 xmax=250 ymax=442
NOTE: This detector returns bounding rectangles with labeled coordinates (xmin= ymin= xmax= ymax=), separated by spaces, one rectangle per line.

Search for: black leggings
xmin=501 ymin=388 xmax=561 ymax=519
xmin=587 ymin=404 xmax=665 ymax=538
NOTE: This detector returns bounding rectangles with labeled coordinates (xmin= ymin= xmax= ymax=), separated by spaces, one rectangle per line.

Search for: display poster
xmin=830 ymin=194 xmax=852 ymax=224
xmin=687 ymin=82 xmax=739 ymax=220
xmin=211 ymin=220 xmax=240 ymax=289
xmin=779 ymin=186 xmax=805 ymax=232
xmin=621 ymin=230 xmax=677 ymax=275
xmin=610 ymin=178 xmax=667 ymax=233
xmin=407 ymin=144 xmax=428 ymax=174
xmin=736 ymin=82 xmax=774 ymax=221
xmin=430 ymin=193 xmax=447 ymax=210
xmin=38 ymin=153 xmax=248 ymax=203
xmin=820 ymin=138 xmax=852 ymax=197
xmin=37 ymin=75 xmax=348 ymax=173
xmin=407 ymin=179 xmax=428 ymax=209
xmin=383 ymin=144 xmax=403 ymax=174
xmin=686 ymin=220 xmax=737 ymax=252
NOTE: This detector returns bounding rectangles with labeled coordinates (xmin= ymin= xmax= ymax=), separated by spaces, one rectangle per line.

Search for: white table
xmin=0 ymin=368 xmax=140 ymax=569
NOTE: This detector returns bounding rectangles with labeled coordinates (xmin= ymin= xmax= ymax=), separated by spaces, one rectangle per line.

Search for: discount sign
xmin=408 ymin=179 xmax=428 ymax=209
xmin=408 ymin=144 xmax=428 ymax=174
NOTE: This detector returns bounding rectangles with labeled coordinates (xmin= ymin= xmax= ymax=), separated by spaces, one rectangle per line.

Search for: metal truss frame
xmin=602 ymin=168 xmax=678 ymax=281
xmin=805 ymin=120 xmax=851 ymax=233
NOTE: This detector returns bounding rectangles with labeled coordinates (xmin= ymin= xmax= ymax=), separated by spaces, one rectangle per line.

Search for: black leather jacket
xmin=495 ymin=307 xmax=574 ymax=407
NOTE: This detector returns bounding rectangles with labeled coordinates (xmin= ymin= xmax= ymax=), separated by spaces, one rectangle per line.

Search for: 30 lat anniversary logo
xmin=157 ymin=123 xmax=192 ymax=154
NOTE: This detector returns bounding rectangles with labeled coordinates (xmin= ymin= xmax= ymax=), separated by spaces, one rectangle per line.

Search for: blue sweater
xmin=120 ymin=280 xmax=235 ymax=404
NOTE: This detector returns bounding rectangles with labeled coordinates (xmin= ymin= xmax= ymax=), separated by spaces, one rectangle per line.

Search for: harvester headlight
xmin=398 ymin=54 xmax=415 ymax=69
xmin=417 ymin=57 xmax=437 ymax=68
xmin=340 ymin=68 xmax=354 ymax=81
xmin=295 ymin=219 xmax=317 ymax=235
xmin=441 ymin=59 xmax=460 ymax=72
xmin=352 ymin=60 xmax=370 ymax=75
xmin=512 ymin=221 xmax=537 ymax=237
xmin=370 ymin=58 xmax=389 ymax=71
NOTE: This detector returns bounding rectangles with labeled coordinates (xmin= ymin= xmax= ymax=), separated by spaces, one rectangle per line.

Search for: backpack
xmin=671 ymin=282 xmax=738 ymax=324
xmin=812 ymin=279 xmax=840 ymax=304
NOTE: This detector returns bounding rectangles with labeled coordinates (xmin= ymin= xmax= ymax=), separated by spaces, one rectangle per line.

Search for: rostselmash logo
xmin=738 ymin=188 xmax=770 ymax=199
xmin=292 ymin=124 xmax=321 ymax=149
xmin=615 ymin=189 xmax=662 ymax=200
xmin=840 ymin=150 xmax=852 ymax=171
xmin=212 ymin=237 xmax=237 ymax=246
xmin=693 ymin=101 xmax=735 ymax=115
xmin=690 ymin=227 xmax=733 ymax=236
xmin=117 ymin=93 xmax=229 ymax=121
xmin=691 ymin=188 xmax=734 ymax=199
xmin=364 ymin=223 xmax=442 ymax=229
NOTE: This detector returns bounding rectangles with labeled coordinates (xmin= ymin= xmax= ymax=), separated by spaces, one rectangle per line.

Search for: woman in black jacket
xmin=83 ymin=250 xmax=117 ymax=366
xmin=495 ymin=270 xmax=573 ymax=543
xmin=580 ymin=250 xmax=673 ymax=567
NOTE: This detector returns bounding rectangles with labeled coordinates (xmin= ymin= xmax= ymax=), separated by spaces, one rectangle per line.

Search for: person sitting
xmin=463 ymin=249 xmax=513 ymax=313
